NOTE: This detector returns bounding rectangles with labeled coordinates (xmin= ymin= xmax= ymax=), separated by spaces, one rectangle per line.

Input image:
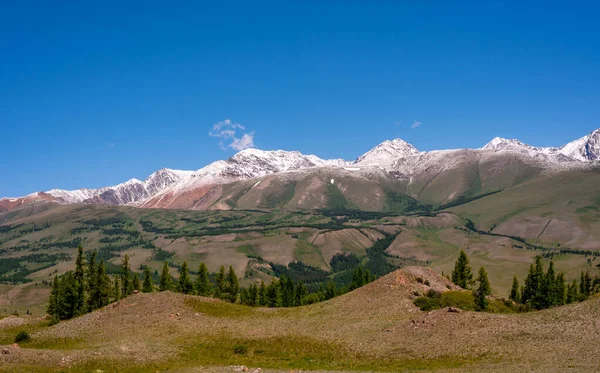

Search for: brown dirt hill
xmin=1 ymin=267 xmax=600 ymax=372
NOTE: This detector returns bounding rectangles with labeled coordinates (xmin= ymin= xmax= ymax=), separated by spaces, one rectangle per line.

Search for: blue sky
xmin=1 ymin=1 xmax=599 ymax=197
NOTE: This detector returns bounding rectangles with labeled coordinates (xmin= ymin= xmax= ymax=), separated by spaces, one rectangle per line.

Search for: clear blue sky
xmin=1 ymin=1 xmax=599 ymax=197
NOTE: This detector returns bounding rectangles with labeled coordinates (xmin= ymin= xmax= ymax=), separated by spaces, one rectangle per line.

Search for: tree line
xmin=47 ymin=245 xmax=378 ymax=322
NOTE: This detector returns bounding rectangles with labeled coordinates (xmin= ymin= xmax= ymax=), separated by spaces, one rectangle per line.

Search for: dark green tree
xmin=177 ymin=261 xmax=194 ymax=294
xmin=555 ymin=272 xmax=566 ymax=306
xmin=473 ymin=267 xmax=491 ymax=311
xmin=225 ymin=266 xmax=239 ymax=303
xmin=350 ymin=266 xmax=364 ymax=290
xmin=324 ymin=281 xmax=336 ymax=300
xmin=74 ymin=245 xmax=86 ymax=315
xmin=47 ymin=276 xmax=60 ymax=318
xmin=214 ymin=266 xmax=226 ymax=299
xmin=509 ymin=275 xmax=521 ymax=303
xmin=114 ymin=276 xmax=121 ymax=301
xmin=142 ymin=267 xmax=154 ymax=293
xmin=96 ymin=261 xmax=111 ymax=308
xmin=87 ymin=250 xmax=97 ymax=311
xmin=133 ymin=273 xmax=141 ymax=292
xmin=195 ymin=262 xmax=212 ymax=296
xmin=159 ymin=262 xmax=173 ymax=291
xmin=121 ymin=254 xmax=132 ymax=297
xmin=522 ymin=257 xmax=544 ymax=309
xmin=295 ymin=282 xmax=308 ymax=306
xmin=566 ymin=280 xmax=579 ymax=304
xmin=451 ymin=249 xmax=473 ymax=289
xmin=259 ymin=281 xmax=268 ymax=306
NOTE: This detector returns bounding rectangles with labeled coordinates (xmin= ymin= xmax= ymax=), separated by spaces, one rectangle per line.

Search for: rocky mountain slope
xmin=2 ymin=128 xmax=599 ymax=213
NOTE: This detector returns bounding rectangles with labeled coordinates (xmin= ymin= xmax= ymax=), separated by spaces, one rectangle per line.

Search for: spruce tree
xmin=114 ymin=276 xmax=121 ymax=301
xmin=473 ymin=267 xmax=491 ymax=311
xmin=451 ymin=250 xmax=473 ymax=289
xmin=542 ymin=261 xmax=557 ymax=308
xmin=96 ymin=261 xmax=111 ymax=307
xmin=133 ymin=273 xmax=141 ymax=292
xmin=566 ymin=280 xmax=579 ymax=304
xmin=523 ymin=257 xmax=545 ymax=309
xmin=195 ymin=262 xmax=211 ymax=296
xmin=509 ymin=275 xmax=521 ymax=303
xmin=351 ymin=266 xmax=364 ymax=290
xmin=226 ymin=266 xmax=239 ymax=303
xmin=295 ymin=282 xmax=308 ymax=306
xmin=142 ymin=267 xmax=154 ymax=293
xmin=259 ymin=281 xmax=268 ymax=306
xmin=121 ymin=254 xmax=132 ymax=297
xmin=74 ymin=245 xmax=86 ymax=315
xmin=248 ymin=283 xmax=259 ymax=306
xmin=47 ymin=276 xmax=60 ymax=318
xmin=159 ymin=262 xmax=173 ymax=291
xmin=214 ymin=266 xmax=226 ymax=299
xmin=177 ymin=261 xmax=194 ymax=294
xmin=555 ymin=272 xmax=566 ymax=306
xmin=87 ymin=250 xmax=97 ymax=311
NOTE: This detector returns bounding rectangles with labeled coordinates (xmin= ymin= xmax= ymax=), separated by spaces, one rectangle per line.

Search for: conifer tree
xmin=351 ymin=266 xmax=364 ymax=290
xmin=247 ymin=283 xmax=259 ymax=306
xmin=226 ymin=266 xmax=239 ymax=303
xmin=74 ymin=245 xmax=86 ymax=315
xmin=47 ymin=276 xmax=60 ymax=318
xmin=195 ymin=262 xmax=211 ymax=296
xmin=61 ymin=271 xmax=79 ymax=320
xmin=133 ymin=273 xmax=141 ymax=292
xmin=114 ymin=276 xmax=121 ymax=301
xmin=87 ymin=250 xmax=97 ymax=311
xmin=555 ymin=272 xmax=566 ymax=306
xmin=509 ymin=275 xmax=521 ymax=303
xmin=474 ymin=267 xmax=491 ymax=311
xmin=451 ymin=250 xmax=473 ymax=289
xmin=295 ymin=282 xmax=308 ymax=306
xmin=159 ymin=261 xmax=173 ymax=291
xmin=121 ymin=254 xmax=132 ymax=297
xmin=523 ymin=257 xmax=545 ymax=309
xmin=142 ymin=267 xmax=154 ymax=293
xmin=96 ymin=261 xmax=111 ymax=308
xmin=259 ymin=281 xmax=268 ymax=306
xmin=266 ymin=279 xmax=281 ymax=307
xmin=177 ymin=261 xmax=194 ymax=294
xmin=214 ymin=265 xmax=226 ymax=299
xmin=542 ymin=261 xmax=557 ymax=308
xmin=566 ymin=280 xmax=579 ymax=304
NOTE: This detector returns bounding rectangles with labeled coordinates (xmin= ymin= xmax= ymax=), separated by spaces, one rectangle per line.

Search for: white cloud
xmin=411 ymin=121 xmax=422 ymax=129
xmin=209 ymin=119 xmax=255 ymax=151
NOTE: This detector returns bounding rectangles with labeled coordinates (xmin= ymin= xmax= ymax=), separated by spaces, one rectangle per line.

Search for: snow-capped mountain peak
xmin=559 ymin=129 xmax=600 ymax=161
xmin=354 ymin=138 xmax=419 ymax=165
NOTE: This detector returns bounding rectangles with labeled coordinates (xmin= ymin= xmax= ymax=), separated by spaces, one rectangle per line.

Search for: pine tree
xmin=523 ymin=257 xmax=545 ymax=309
xmin=226 ymin=266 xmax=239 ymax=303
xmin=351 ymin=266 xmax=364 ymax=290
xmin=248 ymin=283 xmax=259 ymax=306
xmin=96 ymin=261 xmax=111 ymax=308
xmin=259 ymin=281 xmax=268 ymax=306
xmin=473 ymin=267 xmax=491 ymax=311
xmin=121 ymin=254 xmax=132 ymax=297
xmin=133 ymin=273 xmax=141 ymax=292
xmin=74 ymin=245 xmax=86 ymax=315
xmin=543 ymin=261 xmax=557 ymax=308
xmin=451 ymin=250 xmax=473 ymax=289
xmin=47 ymin=276 xmax=60 ymax=318
xmin=87 ymin=250 xmax=97 ymax=311
xmin=195 ymin=262 xmax=211 ymax=296
xmin=266 ymin=279 xmax=281 ymax=307
xmin=142 ymin=267 xmax=154 ymax=293
xmin=509 ymin=275 xmax=521 ymax=303
xmin=566 ymin=280 xmax=579 ymax=304
xmin=214 ymin=266 xmax=226 ymax=299
xmin=555 ymin=272 xmax=566 ymax=306
xmin=177 ymin=261 xmax=194 ymax=294
xmin=295 ymin=282 xmax=308 ymax=306
xmin=114 ymin=276 xmax=121 ymax=301
xmin=159 ymin=262 xmax=173 ymax=291
xmin=61 ymin=271 xmax=79 ymax=320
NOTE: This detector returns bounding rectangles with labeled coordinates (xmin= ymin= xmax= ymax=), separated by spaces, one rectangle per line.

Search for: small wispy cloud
xmin=411 ymin=121 xmax=422 ymax=129
xmin=209 ymin=119 xmax=255 ymax=151
xmin=394 ymin=121 xmax=402 ymax=127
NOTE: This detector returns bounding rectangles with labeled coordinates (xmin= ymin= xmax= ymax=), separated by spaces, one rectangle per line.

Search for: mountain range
xmin=2 ymin=128 xmax=599 ymax=213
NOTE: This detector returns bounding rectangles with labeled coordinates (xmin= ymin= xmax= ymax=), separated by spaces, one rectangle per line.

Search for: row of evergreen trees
xmin=450 ymin=249 xmax=599 ymax=312
xmin=509 ymin=257 xmax=600 ymax=310
xmin=48 ymin=246 xmax=378 ymax=321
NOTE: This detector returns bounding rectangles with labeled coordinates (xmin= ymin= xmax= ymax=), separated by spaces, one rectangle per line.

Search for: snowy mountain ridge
xmin=2 ymin=128 xmax=599 ymax=211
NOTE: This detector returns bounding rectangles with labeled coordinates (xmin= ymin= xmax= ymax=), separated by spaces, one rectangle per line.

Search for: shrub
xmin=416 ymin=277 xmax=424 ymax=284
xmin=424 ymin=279 xmax=431 ymax=286
xmin=15 ymin=331 xmax=30 ymax=343
xmin=426 ymin=289 xmax=441 ymax=298
xmin=233 ymin=344 xmax=248 ymax=355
